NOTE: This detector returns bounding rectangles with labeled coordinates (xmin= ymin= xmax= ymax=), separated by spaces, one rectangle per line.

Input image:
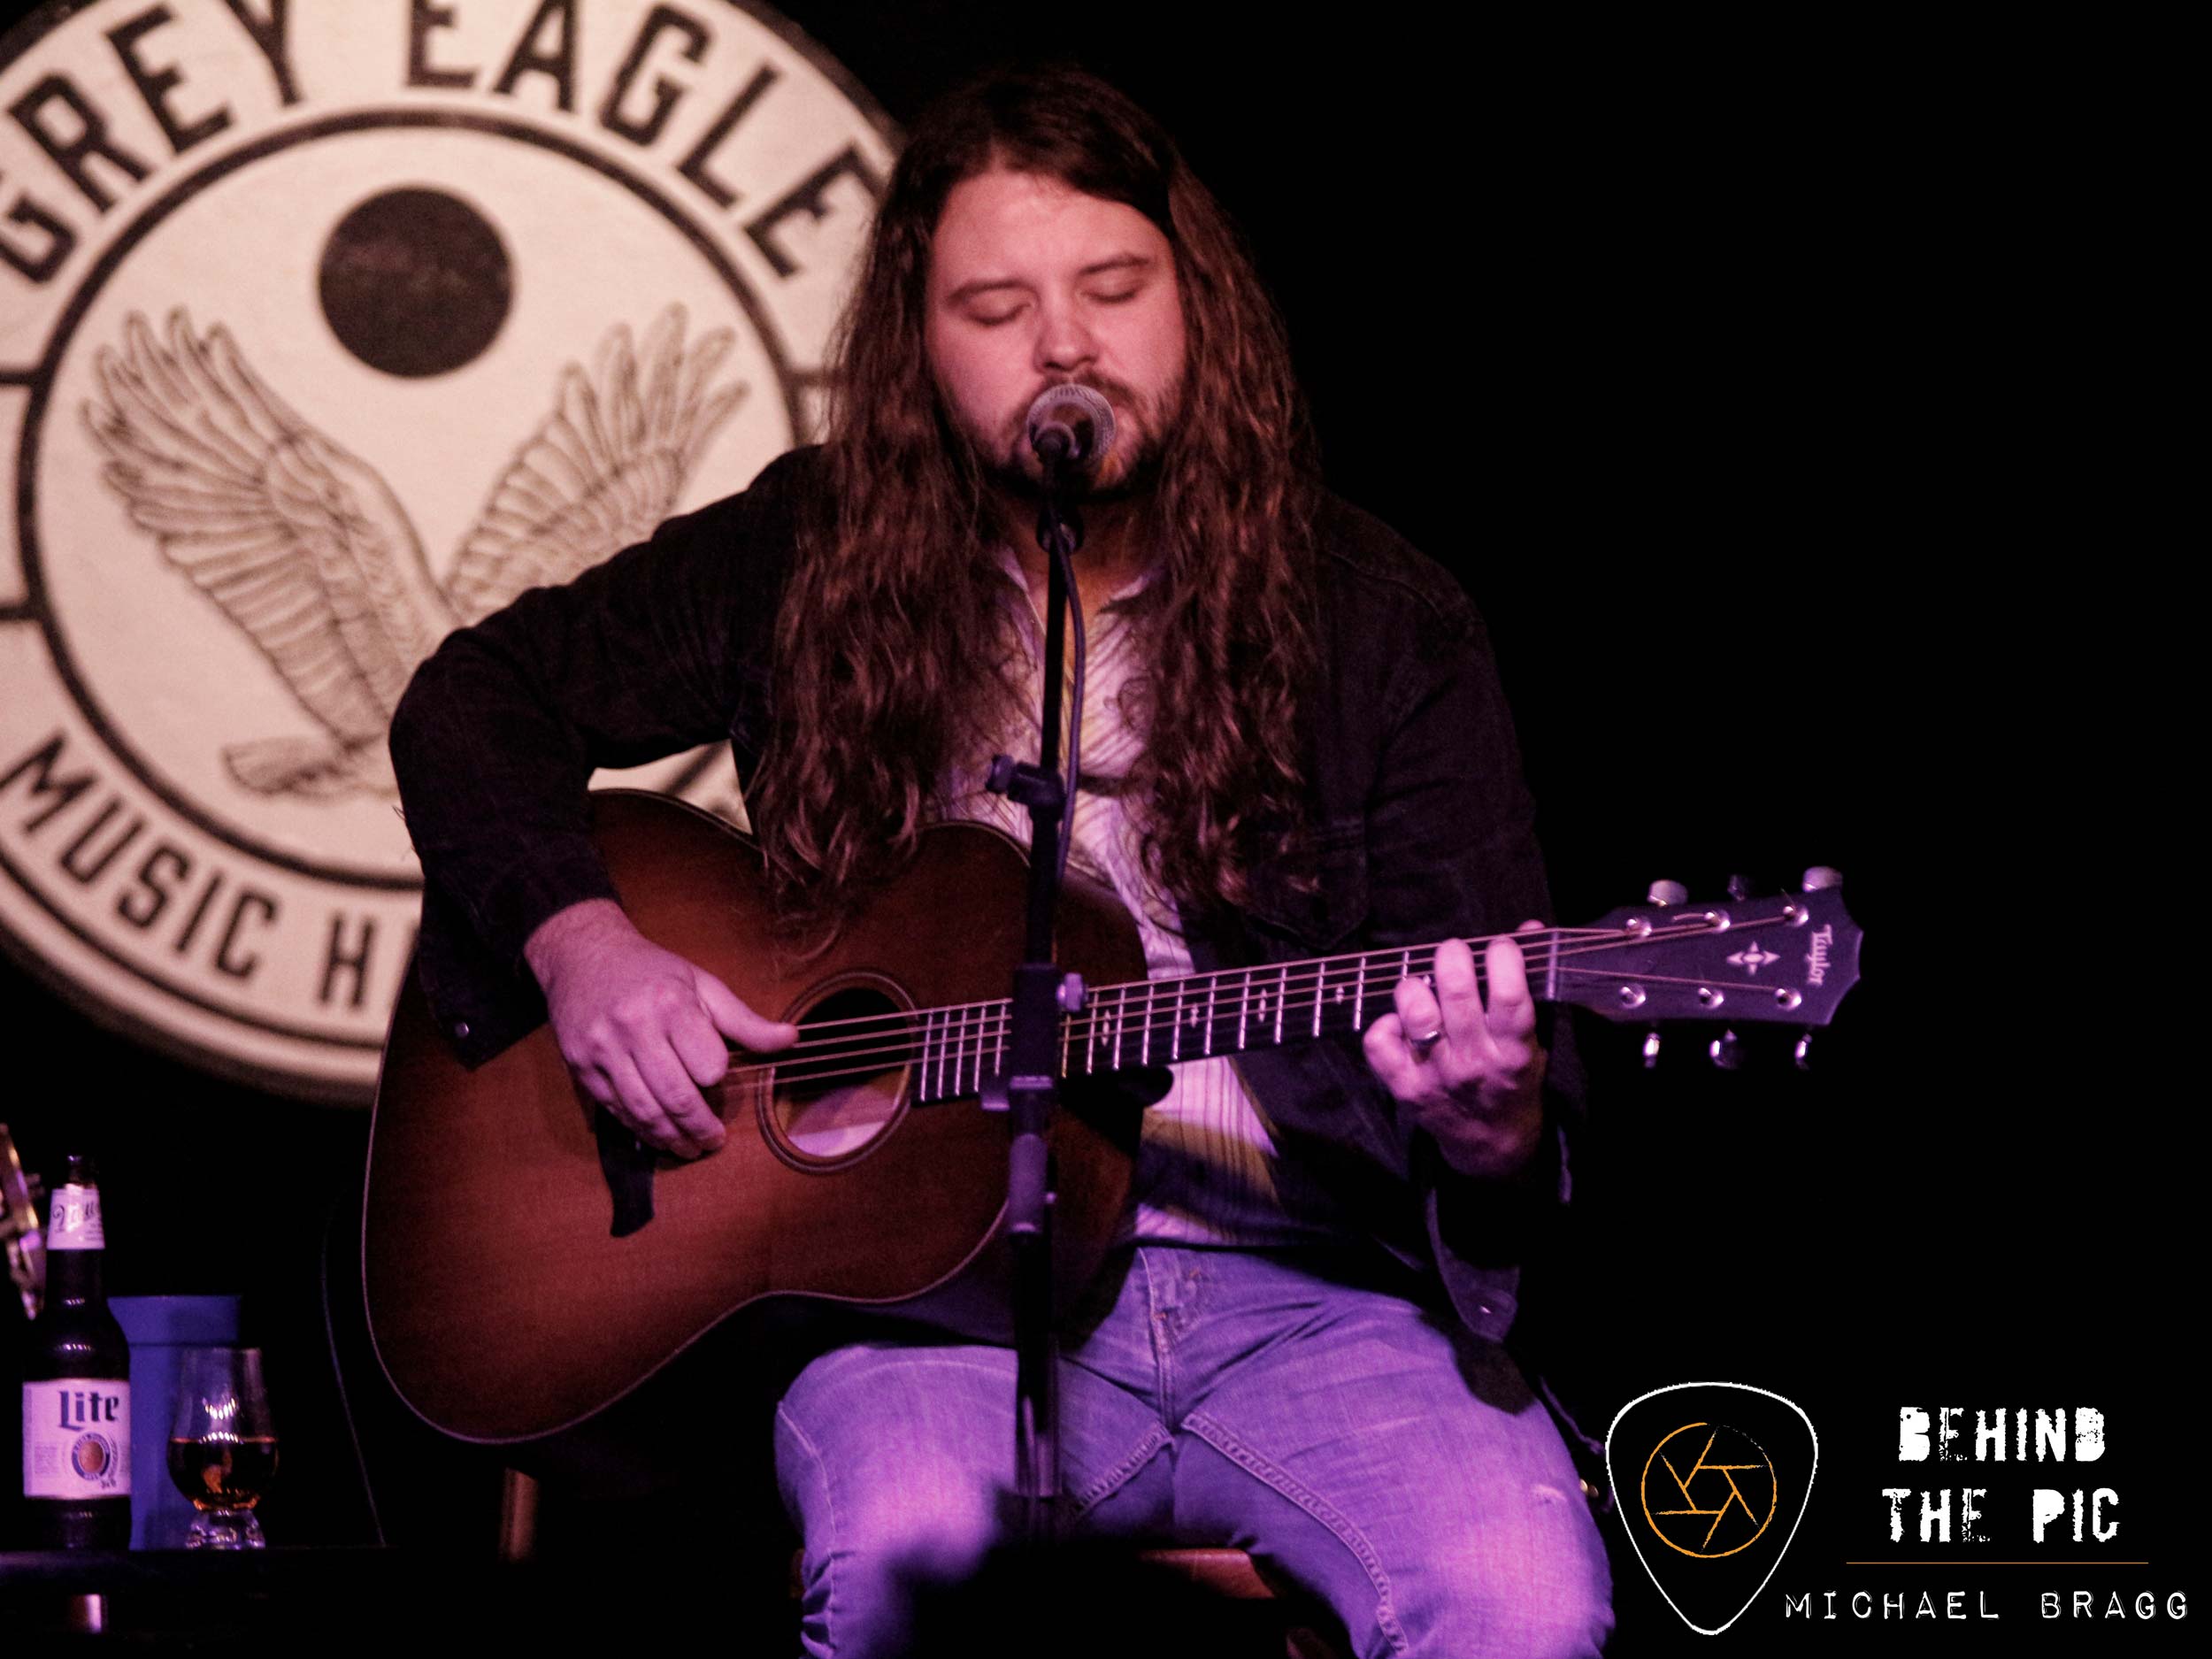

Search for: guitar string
xmin=741 ymin=923 xmax=1629 ymax=1041
xmin=723 ymin=926 xmax=1735 ymax=1078
xmin=720 ymin=920 xmax=1810 ymax=1085
xmin=719 ymin=910 xmax=1780 ymax=1055
xmin=719 ymin=919 xmax=1816 ymax=1090
xmin=728 ymin=912 xmax=1796 ymax=1059
xmin=726 ymin=964 xmax=1803 ymax=1094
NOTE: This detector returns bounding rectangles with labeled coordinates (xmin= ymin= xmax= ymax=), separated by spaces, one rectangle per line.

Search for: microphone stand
xmin=982 ymin=445 xmax=1087 ymax=1549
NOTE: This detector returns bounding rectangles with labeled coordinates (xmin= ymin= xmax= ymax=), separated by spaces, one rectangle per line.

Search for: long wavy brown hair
xmin=749 ymin=67 xmax=1319 ymax=931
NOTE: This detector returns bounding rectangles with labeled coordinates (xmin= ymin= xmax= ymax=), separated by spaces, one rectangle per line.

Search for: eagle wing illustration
xmin=442 ymin=305 xmax=749 ymax=624
xmin=83 ymin=311 xmax=455 ymax=797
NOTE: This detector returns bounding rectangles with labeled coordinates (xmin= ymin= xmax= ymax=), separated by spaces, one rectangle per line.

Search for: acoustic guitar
xmin=363 ymin=791 xmax=1861 ymax=1443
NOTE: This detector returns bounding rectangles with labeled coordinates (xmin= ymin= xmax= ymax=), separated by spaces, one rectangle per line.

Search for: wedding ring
xmin=1408 ymin=1027 xmax=1443 ymax=1060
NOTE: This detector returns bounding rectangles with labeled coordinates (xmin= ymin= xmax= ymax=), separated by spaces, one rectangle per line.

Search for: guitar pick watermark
xmin=1607 ymin=1381 xmax=1817 ymax=1635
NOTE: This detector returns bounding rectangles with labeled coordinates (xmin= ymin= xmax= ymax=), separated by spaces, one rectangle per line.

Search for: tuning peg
xmin=1641 ymin=1027 xmax=1663 ymax=1069
xmin=1725 ymin=873 xmax=1753 ymax=902
xmin=1708 ymin=1030 xmax=1742 ymax=1071
xmin=1801 ymin=865 xmax=1843 ymax=892
xmin=1646 ymin=879 xmax=1688 ymax=908
xmin=1794 ymin=1033 xmax=1813 ymax=1071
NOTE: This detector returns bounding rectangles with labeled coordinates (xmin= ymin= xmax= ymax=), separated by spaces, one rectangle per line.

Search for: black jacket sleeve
xmin=386 ymin=449 xmax=811 ymax=1061
xmin=1199 ymin=494 xmax=1582 ymax=1345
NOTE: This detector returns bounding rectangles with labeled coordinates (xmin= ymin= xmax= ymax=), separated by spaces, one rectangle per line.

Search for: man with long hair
xmin=392 ymin=65 xmax=1611 ymax=1658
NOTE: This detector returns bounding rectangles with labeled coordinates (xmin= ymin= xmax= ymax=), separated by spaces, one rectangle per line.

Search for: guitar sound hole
xmin=767 ymin=983 xmax=909 ymax=1166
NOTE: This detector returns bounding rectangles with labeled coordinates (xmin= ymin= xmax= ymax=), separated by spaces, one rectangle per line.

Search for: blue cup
xmin=110 ymin=1295 xmax=242 ymax=1549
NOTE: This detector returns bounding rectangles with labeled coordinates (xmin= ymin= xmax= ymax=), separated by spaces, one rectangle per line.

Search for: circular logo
xmin=70 ymin=1428 xmax=117 ymax=1483
xmin=1639 ymin=1419 xmax=1778 ymax=1559
xmin=0 ymin=1 xmax=894 ymax=1099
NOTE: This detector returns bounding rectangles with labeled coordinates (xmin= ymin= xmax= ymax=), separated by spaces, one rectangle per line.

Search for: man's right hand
xmin=524 ymin=898 xmax=797 ymax=1158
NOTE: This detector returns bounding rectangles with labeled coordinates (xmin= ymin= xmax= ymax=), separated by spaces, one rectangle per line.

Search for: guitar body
xmin=363 ymin=794 xmax=1148 ymax=1444
xmin=365 ymin=791 xmax=1863 ymax=1447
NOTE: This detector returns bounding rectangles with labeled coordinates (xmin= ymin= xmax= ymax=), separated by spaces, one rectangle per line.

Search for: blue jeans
xmin=775 ymin=1245 xmax=1612 ymax=1656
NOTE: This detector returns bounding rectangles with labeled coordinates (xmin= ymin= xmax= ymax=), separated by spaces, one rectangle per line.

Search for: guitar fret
xmin=957 ymin=1006 xmax=973 ymax=1095
xmin=1078 ymin=945 xmax=1513 ymax=1067
xmin=919 ymin=1009 xmax=935 ymax=1102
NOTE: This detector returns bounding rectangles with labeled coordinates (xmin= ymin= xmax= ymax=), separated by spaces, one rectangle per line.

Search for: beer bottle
xmin=20 ymin=1155 xmax=130 ymax=1548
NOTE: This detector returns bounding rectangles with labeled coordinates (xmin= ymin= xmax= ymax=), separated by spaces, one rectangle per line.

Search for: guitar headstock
xmin=1546 ymin=871 xmax=1861 ymax=1029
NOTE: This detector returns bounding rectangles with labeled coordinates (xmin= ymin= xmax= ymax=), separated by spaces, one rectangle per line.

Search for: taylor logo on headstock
xmin=1807 ymin=924 xmax=1835 ymax=987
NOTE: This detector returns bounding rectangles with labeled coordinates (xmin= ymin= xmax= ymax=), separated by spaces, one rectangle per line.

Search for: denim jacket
xmin=388 ymin=447 xmax=1577 ymax=1346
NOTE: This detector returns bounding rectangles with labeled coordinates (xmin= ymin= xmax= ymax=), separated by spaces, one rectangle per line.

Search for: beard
xmin=959 ymin=372 xmax=1181 ymax=503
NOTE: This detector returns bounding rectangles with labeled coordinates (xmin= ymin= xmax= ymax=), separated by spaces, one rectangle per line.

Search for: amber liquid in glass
xmin=167 ymin=1435 xmax=280 ymax=1511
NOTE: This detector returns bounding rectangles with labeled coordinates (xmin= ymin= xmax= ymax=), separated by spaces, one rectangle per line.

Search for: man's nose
xmin=1033 ymin=296 xmax=1096 ymax=374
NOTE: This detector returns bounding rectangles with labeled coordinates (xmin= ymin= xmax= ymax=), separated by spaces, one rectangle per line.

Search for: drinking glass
xmin=167 ymin=1346 xmax=278 ymax=1548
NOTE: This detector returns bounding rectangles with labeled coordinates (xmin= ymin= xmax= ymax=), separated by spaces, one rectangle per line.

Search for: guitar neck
xmin=895 ymin=890 xmax=1858 ymax=1102
xmin=912 ymin=939 xmax=1466 ymax=1102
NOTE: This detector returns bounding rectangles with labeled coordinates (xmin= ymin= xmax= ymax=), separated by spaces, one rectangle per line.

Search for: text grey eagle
xmin=83 ymin=306 xmax=748 ymax=799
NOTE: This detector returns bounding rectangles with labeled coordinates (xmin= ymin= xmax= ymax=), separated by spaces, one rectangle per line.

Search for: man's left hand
xmin=1363 ymin=925 xmax=1547 ymax=1179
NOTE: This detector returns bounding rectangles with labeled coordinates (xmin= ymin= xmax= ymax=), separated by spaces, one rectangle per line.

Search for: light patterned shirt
xmin=942 ymin=550 xmax=1350 ymax=1248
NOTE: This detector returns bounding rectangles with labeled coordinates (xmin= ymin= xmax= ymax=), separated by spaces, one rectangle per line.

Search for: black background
xmin=0 ymin=3 xmax=2185 ymax=1653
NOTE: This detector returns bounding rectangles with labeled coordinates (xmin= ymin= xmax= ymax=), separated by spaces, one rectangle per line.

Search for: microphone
xmin=1024 ymin=384 xmax=1116 ymax=471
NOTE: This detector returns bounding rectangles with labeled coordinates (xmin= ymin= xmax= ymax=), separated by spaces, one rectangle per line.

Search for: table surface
xmin=0 ymin=1547 xmax=798 ymax=1648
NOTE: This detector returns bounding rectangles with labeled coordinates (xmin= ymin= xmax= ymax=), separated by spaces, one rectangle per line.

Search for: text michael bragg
xmin=1782 ymin=1590 xmax=2188 ymax=1622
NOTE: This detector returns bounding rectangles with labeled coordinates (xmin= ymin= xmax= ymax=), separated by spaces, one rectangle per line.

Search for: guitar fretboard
xmin=905 ymin=937 xmax=1571 ymax=1103
xmin=744 ymin=891 xmax=1850 ymax=1103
